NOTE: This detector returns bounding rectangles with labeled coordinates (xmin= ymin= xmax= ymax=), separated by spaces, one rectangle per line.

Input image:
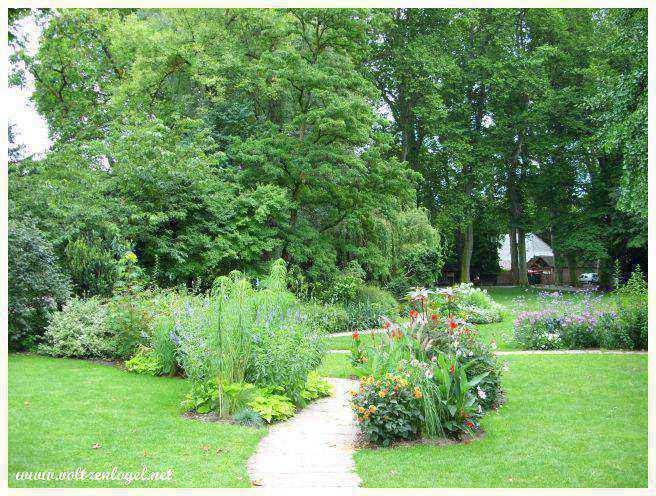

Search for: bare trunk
xmin=517 ymin=228 xmax=528 ymax=285
xmin=550 ymin=226 xmax=563 ymax=285
xmin=566 ymin=253 xmax=577 ymax=287
xmin=509 ymin=227 xmax=519 ymax=284
xmin=460 ymin=222 xmax=473 ymax=283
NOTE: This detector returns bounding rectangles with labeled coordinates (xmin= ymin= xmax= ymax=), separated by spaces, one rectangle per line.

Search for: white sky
xmin=9 ymin=14 xmax=51 ymax=159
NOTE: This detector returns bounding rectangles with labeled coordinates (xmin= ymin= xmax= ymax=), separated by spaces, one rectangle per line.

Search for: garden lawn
xmin=353 ymin=354 xmax=647 ymax=487
xmin=8 ymin=354 xmax=265 ymax=488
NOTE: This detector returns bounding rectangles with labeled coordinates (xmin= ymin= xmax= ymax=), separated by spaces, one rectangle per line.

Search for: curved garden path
xmin=247 ymin=378 xmax=361 ymax=488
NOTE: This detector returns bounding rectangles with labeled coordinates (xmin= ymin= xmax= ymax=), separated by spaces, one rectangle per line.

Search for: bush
xmin=304 ymin=302 xmax=350 ymax=334
xmin=125 ymin=346 xmax=162 ymax=375
xmin=513 ymin=279 xmax=647 ymax=351
xmin=351 ymin=373 xmax=423 ymax=446
xmin=344 ymin=285 xmax=399 ymax=331
xmin=445 ymin=284 xmax=503 ymax=324
xmin=349 ymin=313 xmax=496 ymax=445
xmin=39 ymin=297 xmax=114 ymax=359
xmin=233 ymin=408 xmax=264 ymax=427
xmin=64 ymin=237 xmax=119 ymax=297
xmin=8 ymin=219 xmax=71 ymax=350
xmin=174 ymin=259 xmax=327 ymax=416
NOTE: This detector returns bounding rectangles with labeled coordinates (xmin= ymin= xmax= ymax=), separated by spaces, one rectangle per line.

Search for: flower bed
xmin=348 ymin=289 xmax=505 ymax=446
xmin=513 ymin=273 xmax=647 ymax=351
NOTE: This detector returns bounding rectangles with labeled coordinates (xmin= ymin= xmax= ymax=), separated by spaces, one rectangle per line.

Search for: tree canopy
xmin=9 ymin=8 xmax=647 ymax=294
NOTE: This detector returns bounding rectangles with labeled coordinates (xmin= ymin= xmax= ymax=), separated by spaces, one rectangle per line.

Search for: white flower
xmin=424 ymin=369 xmax=434 ymax=379
xmin=503 ymin=362 xmax=509 ymax=372
xmin=489 ymin=340 xmax=497 ymax=350
xmin=477 ymin=386 xmax=487 ymax=399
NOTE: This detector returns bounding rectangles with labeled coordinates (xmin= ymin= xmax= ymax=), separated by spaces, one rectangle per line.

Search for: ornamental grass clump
xmin=172 ymin=259 xmax=327 ymax=418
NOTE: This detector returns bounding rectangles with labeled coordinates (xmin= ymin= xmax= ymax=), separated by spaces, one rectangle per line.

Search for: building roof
xmin=498 ymin=233 xmax=554 ymax=270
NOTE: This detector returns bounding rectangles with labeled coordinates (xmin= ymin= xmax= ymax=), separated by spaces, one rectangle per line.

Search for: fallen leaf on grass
xmin=143 ymin=450 xmax=149 ymax=457
xmin=200 ymin=445 xmax=211 ymax=452
xmin=92 ymin=443 xmax=101 ymax=449
xmin=252 ymin=479 xmax=263 ymax=486
xmin=24 ymin=400 xmax=29 ymax=407
xmin=215 ymin=448 xmax=222 ymax=455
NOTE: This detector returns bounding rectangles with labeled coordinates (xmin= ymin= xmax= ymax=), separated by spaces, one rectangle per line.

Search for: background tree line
xmin=8 ymin=8 xmax=647 ymax=299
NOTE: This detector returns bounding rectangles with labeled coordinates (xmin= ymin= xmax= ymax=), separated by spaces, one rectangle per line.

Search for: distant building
xmin=498 ymin=233 xmax=553 ymax=271
xmin=497 ymin=233 xmax=596 ymax=285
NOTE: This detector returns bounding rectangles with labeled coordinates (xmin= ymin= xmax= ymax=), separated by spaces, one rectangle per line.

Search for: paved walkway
xmin=327 ymin=348 xmax=646 ymax=356
xmin=247 ymin=378 xmax=361 ymax=488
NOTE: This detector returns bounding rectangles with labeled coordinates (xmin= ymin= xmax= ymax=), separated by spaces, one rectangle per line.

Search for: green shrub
xmin=617 ymin=302 xmax=647 ymax=350
xmin=304 ymin=302 xmax=350 ymax=334
xmin=39 ymin=297 xmax=114 ymax=359
xmin=344 ymin=285 xmax=399 ymax=331
xmin=351 ymin=372 xmax=423 ymax=446
xmin=233 ymin=408 xmax=264 ymax=427
xmin=301 ymin=372 xmax=333 ymax=401
xmin=64 ymin=237 xmax=118 ymax=297
xmin=8 ymin=219 xmax=71 ymax=350
xmin=248 ymin=393 xmax=296 ymax=423
xmin=175 ymin=259 xmax=326 ymax=416
xmin=124 ymin=346 xmax=162 ymax=375
xmin=425 ymin=321 xmax=504 ymax=411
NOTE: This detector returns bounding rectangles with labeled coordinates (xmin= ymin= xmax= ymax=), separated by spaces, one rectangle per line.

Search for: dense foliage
xmin=8 ymin=219 xmax=71 ymax=350
xmin=10 ymin=8 xmax=646 ymax=298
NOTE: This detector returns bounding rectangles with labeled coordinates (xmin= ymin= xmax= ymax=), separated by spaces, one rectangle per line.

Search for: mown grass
xmin=323 ymin=286 xmax=616 ymax=352
xmin=8 ymin=354 xmax=265 ymax=488
xmin=353 ymin=354 xmax=647 ymax=487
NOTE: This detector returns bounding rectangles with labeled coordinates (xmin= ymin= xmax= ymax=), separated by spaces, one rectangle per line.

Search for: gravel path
xmin=247 ymin=378 xmax=361 ymax=488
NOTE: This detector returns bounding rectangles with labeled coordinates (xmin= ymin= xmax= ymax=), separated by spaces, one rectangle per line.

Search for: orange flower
xmin=378 ymin=389 xmax=388 ymax=398
xmin=385 ymin=372 xmax=392 ymax=380
xmin=413 ymin=387 xmax=423 ymax=398
xmin=358 ymin=406 xmax=365 ymax=413
xmin=369 ymin=405 xmax=376 ymax=413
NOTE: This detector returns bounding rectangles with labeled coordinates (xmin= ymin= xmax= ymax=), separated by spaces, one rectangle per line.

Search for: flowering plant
xmin=350 ymin=372 xmax=423 ymax=446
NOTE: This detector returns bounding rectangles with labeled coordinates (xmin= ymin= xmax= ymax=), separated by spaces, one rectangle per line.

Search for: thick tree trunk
xmin=509 ymin=227 xmax=519 ymax=284
xmin=460 ymin=222 xmax=473 ymax=283
xmin=517 ymin=228 xmax=528 ymax=285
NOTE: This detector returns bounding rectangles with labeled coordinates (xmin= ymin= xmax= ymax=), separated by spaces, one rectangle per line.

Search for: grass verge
xmin=8 ymin=354 xmax=265 ymax=488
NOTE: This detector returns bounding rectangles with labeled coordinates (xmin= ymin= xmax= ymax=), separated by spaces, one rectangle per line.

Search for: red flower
xmin=391 ymin=329 xmax=396 ymax=338
xmin=430 ymin=314 xmax=438 ymax=320
xmin=397 ymin=329 xmax=404 ymax=338
xmin=449 ymin=321 xmax=458 ymax=330
xmin=466 ymin=420 xmax=474 ymax=428
xmin=383 ymin=321 xmax=391 ymax=329
xmin=449 ymin=363 xmax=455 ymax=374
xmin=353 ymin=331 xmax=360 ymax=341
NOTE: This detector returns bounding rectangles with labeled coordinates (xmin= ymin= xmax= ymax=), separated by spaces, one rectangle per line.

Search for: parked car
xmin=578 ymin=272 xmax=599 ymax=284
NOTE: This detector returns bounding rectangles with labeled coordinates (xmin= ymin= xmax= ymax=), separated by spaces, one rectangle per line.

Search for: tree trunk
xmin=550 ymin=226 xmax=562 ymax=285
xmin=517 ymin=228 xmax=528 ymax=285
xmin=509 ymin=227 xmax=519 ymax=284
xmin=565 ymin=253 xmax=577 ymax=287
xmin=460 ymin=222 xmax=473 ymax=283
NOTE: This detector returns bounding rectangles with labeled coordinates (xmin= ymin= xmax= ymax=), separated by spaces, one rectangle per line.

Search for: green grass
xmin=353 ymin=354 xmax=647 ymax=487
xmin=316 ymin=353 xmax=354 ymax=379
xmin=8 ymin=354 xmax=265 ymax=488
xmin=321 ymin=287 xmax=618 ymax=352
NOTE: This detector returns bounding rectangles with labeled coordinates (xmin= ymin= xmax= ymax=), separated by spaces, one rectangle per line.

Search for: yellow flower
xmin=413 ymin=386 xmax=423 ymax=399
xmin=378 ymin=389 xmax=388 ymax=398
xmin=385 ymin=372 xmax=392 ymax=380
xmin=369 ymin=405 xmax=376 ymax=413
xmin=358 ymin=406 xmax=365 ymax=414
